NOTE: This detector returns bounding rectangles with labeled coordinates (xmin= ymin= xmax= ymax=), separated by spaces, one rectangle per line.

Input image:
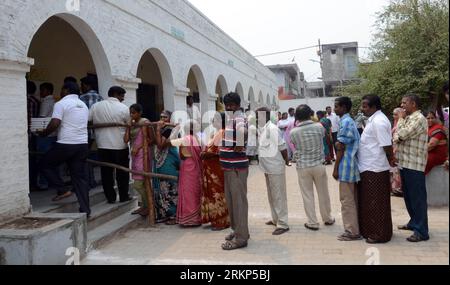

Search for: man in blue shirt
xmin=332 ymin=97 xmax=362 ymax=242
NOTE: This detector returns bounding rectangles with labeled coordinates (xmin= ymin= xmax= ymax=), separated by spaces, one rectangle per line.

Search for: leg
xmin=268 ymin=174 xmax=289 ymax=230
xmin=233 ymin=170 xmax=250 ymax=244
xmin=339 ymin=182 xmax=360 ymax=236
xmin=400 ymin=169 xmax=415 ymax=227
xmin=313 ymin=165 xmax=334 ymax=223
xmin=98 ymin=149 xmax=116 ymax=203
xmin=133 ymin=180 xmax=148 ymax=208
xmin=224 ymin=171 xmax=236 ymax=236
xmin=402 ymin=169 xmax=429 ymax=240
xmin=40 ymin=144 xmax=70 ymax=196
xmin=265 ymin=174 xmax=278 ymax=225
xmin=297 ymin=168 xmax=319 ymax=228
xmin=115 ymin=149 xmax=131 ymax=202
xmin=67 ymin=145 xmax=91 ymax=216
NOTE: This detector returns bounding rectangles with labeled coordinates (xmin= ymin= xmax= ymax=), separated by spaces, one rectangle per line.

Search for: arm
xmin=40 ymin=118 xmax=61 ymax=137
xmin=333 ymin=142 xmax=345 ymax=180
xmin=428 ymin=137 xmax=441 ymax=152
xmin=155 ymin=123 xmax=173 ymax=150
xmin=281 ymin=149 xmax=290 ymax=166
xmin=395 ymin=116 xmax=427 ymax=143
xmin=384 ymin=146 xmax=396 ymax=167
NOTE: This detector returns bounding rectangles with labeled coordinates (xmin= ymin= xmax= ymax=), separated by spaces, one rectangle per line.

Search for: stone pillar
xmin=0 ymin=58 xmax=34 ymax=223
xmin=113 ymin=76 xmax=141 ymax=107
xmin=172 ymin=87 xmax=190 ymax=125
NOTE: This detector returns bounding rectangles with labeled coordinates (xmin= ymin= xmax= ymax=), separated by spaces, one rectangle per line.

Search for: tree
xmin=342 ymin=0 xmax=449 ymax=115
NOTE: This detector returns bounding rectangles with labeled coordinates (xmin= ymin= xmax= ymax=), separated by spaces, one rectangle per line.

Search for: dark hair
xmin=362 ymin=94 xmax=382 ymax=110
xmin=27 ymin=81 xmax=37 ymax=95
xmin=161 ymin=110 xmax=172 ymax=118
xmin=426 ymin=110 xmax=437 ymax=118
xmin=64 ymin=76 xmax=78 ymax=84
xmin=288 ymin=108 xmax=295 ymax=113
xmin=404 ymin=93 xmax=421 ymax=109
xmin=80 ymin=75 xmax=96 ymax=87
xmin=62 ymin=82 xmax=80 ymax=95
xmin=296 ymin=105 xmax=313 ymax=121
xmin=223 ymin=92 xmax=241 ymax=106
xmin=186 ymin=96 xmax=194 ymax=103
xmin=40 ymin=83 xmax=54 ymax=94
xmin=326 ymin=106 xmax=332 ymax=110
xmin=443 ymin=81 xmax=449 ymax=94
xmin=256 ymin=107 xmax=271 ymax=123
xmin=108 ymin=86 xmax=126 ymax=97
xmin=130 ymin=103 xmax=143 ymax=114
xmin=335 ymin=97 xmax=353 ymax=112
xmin=316 ymin=111 xmax=326 ymax=118
xmin=282 ymin=112 xmax=288 ymax=117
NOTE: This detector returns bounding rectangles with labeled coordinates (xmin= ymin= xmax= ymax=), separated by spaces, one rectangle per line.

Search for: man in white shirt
xmin=256 ymin=107 xmax=290 ymax=236
xmin=89 ymin=86 xmax=131 ymax=204
xmin=357 ymin=95 xmax=395 ymax=244
xmin=326 ymin=106 xmax=340 ymax=157
xmin=187 ymin=95 xmax=201 ymax=124
xmin=39 ymin=82 xmax=91 ymax=217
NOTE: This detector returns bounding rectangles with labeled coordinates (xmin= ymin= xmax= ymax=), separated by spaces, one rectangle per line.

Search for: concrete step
xmin=30 ymin=187 xmax=106 ymax=214
xmin=87 ymin=198 xmax=138 ymax=231
xmin=87 ymin=211 xmax=142 ymax=251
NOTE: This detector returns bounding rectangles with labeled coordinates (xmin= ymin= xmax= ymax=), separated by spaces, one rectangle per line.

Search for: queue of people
xmin=28 ymin=74 xmax=448 ymax=250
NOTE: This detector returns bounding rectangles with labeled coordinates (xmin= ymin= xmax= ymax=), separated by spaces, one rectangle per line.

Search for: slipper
xmin=131 ymin=208 xmax=144 ymax=215
xmin=273 ymin=228 xmax=290 ymax=236
xmin=305 ymin=224 xmax=320 ymax=231
xmin=407 ymin=234 xmax=429 ymax=243
xmin=212 ymin=226 xmax=230 ymax=231
xmin=265 ymin=221 xmax=276 ymax=227
xmin=165 ymin=219 xmax=177 ymax=226
xmin=222 ymin=240 xmax=248 ymax=251
xmin=325 ymin=219 xmax=336 ymax=226
xmin=338 ymin=232 xmax=363 ymax=241
xmin=52 ymin=191 xmax=73 ymax=202
xmin=398 ymin=225 xmax=413 ymax=231
xmin=225 ymin=233 xmax=236 ymax=241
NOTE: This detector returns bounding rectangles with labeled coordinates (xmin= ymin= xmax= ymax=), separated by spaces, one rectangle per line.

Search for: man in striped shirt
xmin=220 ymin=92 xmax=250 ymax=251
xmin=333 ymin=97 xmax=362 ymax=242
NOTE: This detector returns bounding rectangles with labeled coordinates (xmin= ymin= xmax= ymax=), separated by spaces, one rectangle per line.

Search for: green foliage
xmin=341 ymin=0 xmax=449 ymax=115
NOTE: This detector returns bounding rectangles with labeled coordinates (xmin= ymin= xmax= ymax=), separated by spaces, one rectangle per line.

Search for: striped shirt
xmin=219 ymin=111 xmax=249 ymax=171
xmin=394 ymin=111 xmax=428 ymax=172
xmin=80 ymin=90 xmax=103 ymax=110
xmin=337 ymin=114 xmax=360 ymax=183
xmin=290 ymin=120 xmax=325 ymax=169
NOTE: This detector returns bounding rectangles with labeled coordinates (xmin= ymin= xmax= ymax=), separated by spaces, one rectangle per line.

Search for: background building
xmin=267 ymin=64 xmax=306 ymax=101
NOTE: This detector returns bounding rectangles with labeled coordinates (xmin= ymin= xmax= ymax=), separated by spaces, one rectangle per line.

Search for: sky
xmin=188 ymin=0 xmax=389 ymax=81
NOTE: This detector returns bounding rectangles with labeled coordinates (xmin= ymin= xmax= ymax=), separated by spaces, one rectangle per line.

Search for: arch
xmin=26 ymin=13 xmax=112 ymax=96
xmin=248 ymin=87 xmax=256 ymax=111
xmin=136 ymin=48 xmax=175 ymax=115
xmin=186 ymin=64 xmax=208 ymax=114
xmin=258 ymin=91 xmax=264 ymax=105
xmin=235 ymin=82 xmax=245 ymax=108
xmin=215 ymin=75 xmax=228 ymax=111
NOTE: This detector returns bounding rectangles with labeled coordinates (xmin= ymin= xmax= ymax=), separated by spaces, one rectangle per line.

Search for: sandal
xmin=398 ymin=225 xmax=413 ymax=231
xmin=305 ymin=223 xmax=320 ymax=231
xmin=265 ymin=221 xmax=276 ymax=227
xmin=225 ymin=233 xmax=236 ymax=241
xmin=407 ymin=234 xmax=429 ymax=243
xmin=222 ymin=240 xmax=248 ymax=251
xmin=165 ymin=219 xmax=177 ymax=226
xmin=338 ymin=232 xmax=363 ymax=241
xmin=131 ymin=208 xmax=144 ymax=215
xmin=52 ymin=191 xmax=73 ymax=202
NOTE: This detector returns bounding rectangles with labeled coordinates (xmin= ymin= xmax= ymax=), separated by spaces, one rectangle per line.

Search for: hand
xmin=36 ymin=129 xmax=46 ymax=137
xmin=131 ymin=148 xmax=139 ymax=157
xmin=389 ymin=157 xmax=398 ymax=168
xmin=332 ymin=168 xmax=339 ymax=181
xmin=234 ymin=146 xmax=245 ymax=152
xmin=399 ymin=109 xmax=407 ymax=119
xmin=156 ymin=121 xmax=165 ymax=130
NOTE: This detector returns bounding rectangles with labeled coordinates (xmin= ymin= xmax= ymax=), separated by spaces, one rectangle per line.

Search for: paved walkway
xmin=83 ymin=165 xmax=449 ymax=265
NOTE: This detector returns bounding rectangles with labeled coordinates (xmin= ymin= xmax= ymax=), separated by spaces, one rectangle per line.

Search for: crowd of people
xmin=26 ymin=74 xmax=449 ymax=250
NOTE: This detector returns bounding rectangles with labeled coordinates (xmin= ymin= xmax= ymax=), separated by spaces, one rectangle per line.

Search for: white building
xmin=0 ymin=0 xmax=279 ymax=222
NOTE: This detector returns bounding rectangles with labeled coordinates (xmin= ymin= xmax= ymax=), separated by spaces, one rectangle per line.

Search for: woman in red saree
xmin=426 ymin=112 xmax=448 ymax=175
xmin=157 ymin=120 xmax=203 ymax=227
xmin=201 ymin=113 xmax=230 ymax=231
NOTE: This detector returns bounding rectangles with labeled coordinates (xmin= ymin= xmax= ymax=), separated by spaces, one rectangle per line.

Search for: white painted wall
xmin=0 ymin=0 xmax=279 ymax=221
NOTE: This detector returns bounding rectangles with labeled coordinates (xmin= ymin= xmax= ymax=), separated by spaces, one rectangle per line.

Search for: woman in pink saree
xmin=157 ymin=120 xmax=203 ymax=227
